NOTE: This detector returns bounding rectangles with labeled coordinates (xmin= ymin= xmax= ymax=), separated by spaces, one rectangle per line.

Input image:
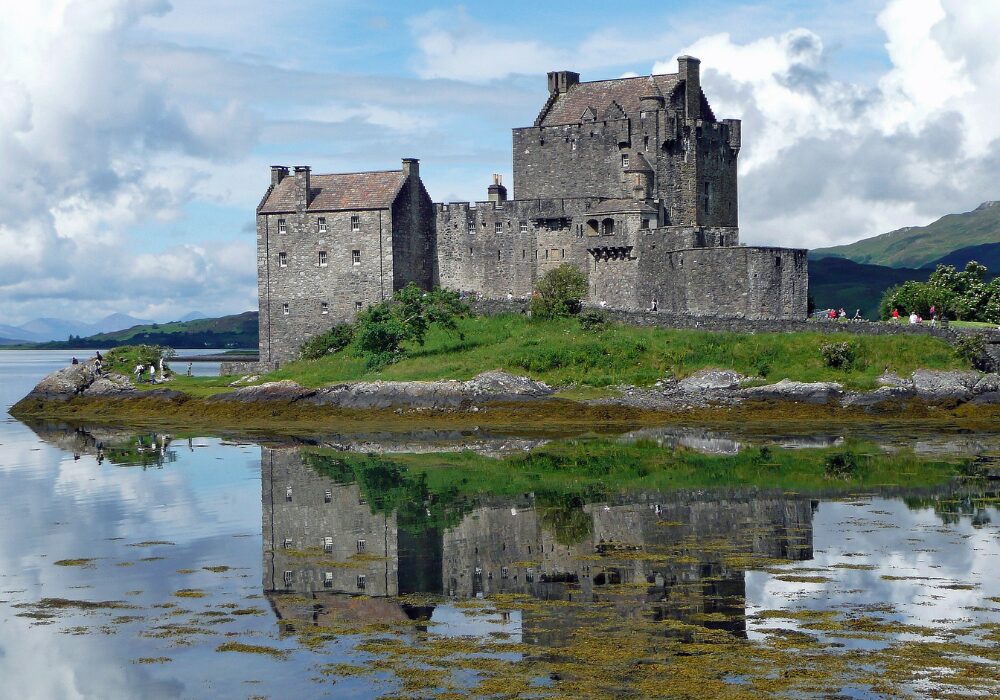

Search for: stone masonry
xmin=256 ymin=56 xmax=808 ymax=364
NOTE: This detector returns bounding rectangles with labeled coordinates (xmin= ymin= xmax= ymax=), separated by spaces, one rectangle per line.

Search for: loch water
xmin=1 ymin=351 xmax=999 ymax=699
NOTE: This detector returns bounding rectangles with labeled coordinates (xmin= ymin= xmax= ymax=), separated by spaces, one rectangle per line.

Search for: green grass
xmin=254 ymin=314 xmax=965 ymax=391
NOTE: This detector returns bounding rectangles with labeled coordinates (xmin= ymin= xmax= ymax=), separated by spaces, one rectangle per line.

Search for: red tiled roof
xmin=539 ymin=73 xmax=681 ymax=127
xmin=258 ymin=170 xmax=407 ymax=213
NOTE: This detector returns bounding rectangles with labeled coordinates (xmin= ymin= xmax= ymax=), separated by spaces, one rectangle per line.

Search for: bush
xmin=104 ymin=345 xmax=172 ymax=373
xmin=530 ymin=264 xmax=588 ymax=319
xmin=953 ymin=333 xmax=991 ymax=371
xmin=299 ymin=323 xmax=354 ymax=360
xmin=821 ymin=342 xmax=856 ymax=369
xmin=825 ymin=452 xmax=861 ymax=479
xmin=578 ymin=309 xmax=610 ymax=332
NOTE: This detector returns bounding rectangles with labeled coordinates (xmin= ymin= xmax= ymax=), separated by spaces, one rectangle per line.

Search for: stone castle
xmin=256 ymin=56 xmax=809 ymax=363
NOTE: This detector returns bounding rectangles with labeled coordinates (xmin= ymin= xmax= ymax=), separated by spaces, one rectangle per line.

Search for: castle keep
xmin=256 ymin=56 xmax=808 ymax=363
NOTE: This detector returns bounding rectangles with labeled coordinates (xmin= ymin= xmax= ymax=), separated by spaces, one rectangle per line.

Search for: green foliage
xmin=104 ymin=345 xmax=172 ymax=373
xmin=578 ymin=309 xmax=610 ymax=332
xmin=824 ymin=452 xmax=861 ymax=479
xmin=299 ymin=323 xmax=354 ymax=360
xmin=879 ymin=261 xmax=1000 ymax=322
xmin=530 ymin=264 xmax=588 ymax=319
xmin=953 ymin=333 xmax=991 ymax=371
xmin=354 ymin=284 xmax=468 ymax=369
xmin=820 ymin=342 xmax=857 ymax=369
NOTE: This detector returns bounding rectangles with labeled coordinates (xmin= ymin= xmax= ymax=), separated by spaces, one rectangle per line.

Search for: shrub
xmin=825 ymin=453 xmax=860 ymax=479
xmin=821 ymin=342 xmax=855 ymax=369
xmin=578 ymin=309 xmax=610 ymax=332
xmin=953 ymin=333 xmax=991 ymax=371
xmin=104 ymin=345 xmax=172 ymax=373
xmin=299 ymin=323 xmax=354 ymax=360
xmin=530 ymin=264 xmax=588 ymax=319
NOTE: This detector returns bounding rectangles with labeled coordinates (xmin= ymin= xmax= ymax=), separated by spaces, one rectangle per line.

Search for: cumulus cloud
xmin=654 ymin=0 xmax=1000 ymax=247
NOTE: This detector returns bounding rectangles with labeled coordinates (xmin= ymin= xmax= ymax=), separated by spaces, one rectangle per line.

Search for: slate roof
xmin=258 ymin=170 xmax=407 ymax=213
xmin=539 ymin=73 xmax=681 ymax=127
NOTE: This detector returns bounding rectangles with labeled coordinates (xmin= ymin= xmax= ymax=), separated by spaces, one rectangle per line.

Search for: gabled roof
xmin=258 ymin=170 xmax=407 ymax=213
xmin=538 ymin=73 xmax=681 ymax=127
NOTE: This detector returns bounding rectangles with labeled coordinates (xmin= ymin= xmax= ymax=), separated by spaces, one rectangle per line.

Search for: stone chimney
xmin=292 ymin=166 xmax=311 ymax=209
xmin=487 ymin=174 xmax=507 ymax=203
xmin=547 ymin=70 xmax=580 ymax=95
xmin=270 ymin=166 xmax=289 ymax=186
xmin=678 ymin=55 xmax=701 ymax=121
xmin=402 ymin=157 xmax=419 ymax=180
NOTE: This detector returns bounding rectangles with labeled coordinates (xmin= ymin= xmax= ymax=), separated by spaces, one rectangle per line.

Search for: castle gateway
xmin=256 ymin=56 xmax=808 ymax=363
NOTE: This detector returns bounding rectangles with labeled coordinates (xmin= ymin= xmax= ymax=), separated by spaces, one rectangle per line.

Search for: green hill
xmin=20 ymin=312 xmax=258 ymax=350
xmin=812 ymin=201 xmax=1000 ymax=268
xmin=808 ymin=257 xmax=929 ymax=319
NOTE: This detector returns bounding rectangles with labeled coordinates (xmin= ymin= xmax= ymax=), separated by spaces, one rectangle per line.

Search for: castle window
xmin=520 ymin=222 xmax=528 ymax=234
xmin=497 ymin=250 xmax=501 ymax=260
xmin=495 ymin=222 xmax=502 ymax=234
xmin=355 ymin=301 xmax=363 ymax=311
xmin=285 ymin=486 xmax=293 ymax=501
xmin=324 ymin=489 xmax=332 ymax=503
xmin=522 ymin=249 xmax=526 ymax=259
xmin=526 ymin=569 xmax=534 ymax=582
xmin=282 ymin=303 xmax=289 ymax=316
xmin=318 ymin=251 xmax=327 ymax=267
xmin=283 ymin=570 xmax=293 ymax=586
xmin=586 ymin=219 xmax=599 ymax=236
xmin=775 ymin=256 xmax=781 ymax=267
xmin=317 ymin=217 xmax=327 ymax=233
xmin=323 ymin=536 xmax=333 ymax=554
xmin=324 ymin=572 xmax=333 ymax=588
xmin=640 ymin=219 xmax=649 ymax=230
xmin=356 ymin=574 xmax=366 ymax=590
xmin=468 ymin=220 xmax=475 ymax=233
xmin=357 ymin=539 xmax=366 ymax=553
xmin=702 ymin=182 xmax=711 ymax=214
xmin=320 ymin=302 xmax=329 ymax=314
xmin=277 ymin=219 xmax=286 ymax=234
xmin=544 ymin=249 xmax=548 ymax=260
xmin=352 ymin=250 xmax=361 ymax=265
xmin=644 ymin=135 xmax=649 ymax=150
xmin=719 ymin=234 xmax=725 ymax=246
xmin=282 ymin=538 xmax=293 ymax=548
xmin=621 ymin=154 xmax=629 ymax=168
xmin=602 ymin=218 xmax=615 ymax=236
xmin=501 ymin=567 xmax=509 ymax=579
xmin=278 ymin=252 xmax=287 ymax=267
xmin=351 ymin=215 xmax=360 ymax=232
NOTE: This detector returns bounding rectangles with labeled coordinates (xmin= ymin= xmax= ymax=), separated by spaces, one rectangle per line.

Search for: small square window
xmin=320 ymin=302 xmax=329 ymax=314
xmin=324 ymin=489 xmax=332 ymax=503
xmin=622 ymin=154 xmax=629 ymax=168
xmin=318 ymin=251 xmax=327 ymax=267
xmin=323 ymin=536 xmax=333 ymax=553
xmin=278 ymin=252 xmax=287 ymax=267
xmin=351 ymin=215 xmax=360 ymax=232
xmin=317 ymin=217 xmax=327 ymax=233
xmin=277 ymin=219 xmax=286 ymax=234
xmin=282 ymin=303 xmax=289 ymax=316
xmin=282 ymin=538 xmax=293 ymax=548
xmin=495 ymin=222 xmax=502 ymax=234
xmin=356 ymin=574 xmax=366 ymax=590
xmin=501 ymin=566 xmax=509 ymax=579
xmin=357 ymin=539 xmax=366 ymax=553
xmin=355 ymin=301 xmax=363 ymax=311
xmin=352 ymin=250 xmax=361 ymax=265
xmin=519 ymin=222 xmax=528 ymax=234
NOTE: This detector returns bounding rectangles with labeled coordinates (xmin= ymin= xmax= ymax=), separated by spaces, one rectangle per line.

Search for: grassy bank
xmin=251 ymin=314 xmax=964 ymax=391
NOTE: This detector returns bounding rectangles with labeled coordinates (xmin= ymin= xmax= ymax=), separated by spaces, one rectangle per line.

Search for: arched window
xmin=586 ymin=219 xmax=599 ymax=236
xmin=602 ymin=218 xmax=615 ymax=236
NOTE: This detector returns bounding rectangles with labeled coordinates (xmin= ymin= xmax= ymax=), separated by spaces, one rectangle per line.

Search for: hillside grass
xmin=241 ymin=314 xmax=967 ymax=392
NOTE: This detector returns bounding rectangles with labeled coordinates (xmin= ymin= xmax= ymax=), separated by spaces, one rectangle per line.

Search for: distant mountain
xmin=1 ymin=313 xmax=154 ymax=342
xmin=812 ymin=201 xmax=1000 ymax=269
xmin=809 ymin=257 xmax=930 ymax=319
xmin=922 ymin=242 xmax=1000 ymax=271
xmin=21 ymin=312 xmax=258 ymax=350
xmin=177 ymin=311 xmax=208 ymax=322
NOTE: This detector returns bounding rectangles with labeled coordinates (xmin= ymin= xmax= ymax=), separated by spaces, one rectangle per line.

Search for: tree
xmin=531 ymin=264 xmax=588 ymax=319
xmin=354 ymin=284 xmax=467 ymax=368
xmin=879 ymin=261 xmax=999 ymax=322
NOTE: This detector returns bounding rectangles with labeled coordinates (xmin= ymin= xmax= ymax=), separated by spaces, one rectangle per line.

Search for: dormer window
xmin=622 ymin=154 xmax=629 ymax=168
xmin=317 ymin=217 xmax=327 ymax=233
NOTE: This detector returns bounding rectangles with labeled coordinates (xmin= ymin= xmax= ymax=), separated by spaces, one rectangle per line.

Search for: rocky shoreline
xmin=11 ymin=360 xmax=1000 ymax=424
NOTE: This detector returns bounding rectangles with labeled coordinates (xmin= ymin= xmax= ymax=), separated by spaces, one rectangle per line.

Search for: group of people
xmin=825 ymin=308 xmax=864 ymax=321
xmin=70 ymin=350 xmax=105 ymax=373
xmin=134 ymin=358 xmax=165 ymax=384
xmin=890 ymin=305 xmax=940 ymax=326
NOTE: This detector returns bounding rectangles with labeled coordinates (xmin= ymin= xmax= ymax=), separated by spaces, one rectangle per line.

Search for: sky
xmin=1 ymin=0 xmax=999 ymax=324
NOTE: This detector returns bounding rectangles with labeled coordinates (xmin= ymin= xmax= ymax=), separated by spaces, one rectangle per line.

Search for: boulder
xmin=973 ymin=374 xmax=1000 ymax=395
xmin=877 ymin=371 xmax=912 ymax=388
xmin=465 ymin=371 xmax=552 ymax=399
xmin=840 ymin=386 xmax=913 ymax=410
xmin=741 ymin=379 xmax=843 ymax=405
xmin=22 ymin=362 xmax=99 ymax=401
xmin=211 ymin=380 xmax=316 ymax=403
xmin=83 ymin=374 xmax=135 ymax=397
xmin=911 ymin=370 xmax=982 ymax=402
xmin=676 ymin=369 xmax=745 ymax=392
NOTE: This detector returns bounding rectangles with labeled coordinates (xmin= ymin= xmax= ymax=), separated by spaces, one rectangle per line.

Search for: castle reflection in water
xmin=262 ymin=448 xmax=816 ymax=641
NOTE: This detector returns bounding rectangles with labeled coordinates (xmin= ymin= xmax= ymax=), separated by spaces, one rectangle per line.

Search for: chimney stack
xmin=402 ymin=157 xmax=419 ymax=180
xmin=293 ymin=166 xmax=311 ymax=209
xmin=270 ymin=165 xmax=289 ymax=186
xmin=677 ymin=55 xmax=701 ymax=121
xmin=547 ymin=71 xmax=580 ymax=95
xmin=487 ymin=174 xmax=507 ymax=203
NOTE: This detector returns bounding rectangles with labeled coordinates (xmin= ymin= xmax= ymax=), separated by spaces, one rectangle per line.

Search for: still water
xmin=1 ymin=351 xmax=999 ymax=699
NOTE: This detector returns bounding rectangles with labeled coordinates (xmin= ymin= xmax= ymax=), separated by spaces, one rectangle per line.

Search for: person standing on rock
xmin=71 ymin=357 xmax=79 ymax=365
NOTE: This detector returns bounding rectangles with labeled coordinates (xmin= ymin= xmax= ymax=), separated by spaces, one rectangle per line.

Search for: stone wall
xmin=390 ymin=165 xmax=437 ymax=292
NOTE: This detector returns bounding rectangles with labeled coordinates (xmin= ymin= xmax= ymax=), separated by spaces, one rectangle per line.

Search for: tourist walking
xmin=134 ymin=363 xmax=144 ymax=382
xmin=853 ymin=309 xmax=862 ymax=321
